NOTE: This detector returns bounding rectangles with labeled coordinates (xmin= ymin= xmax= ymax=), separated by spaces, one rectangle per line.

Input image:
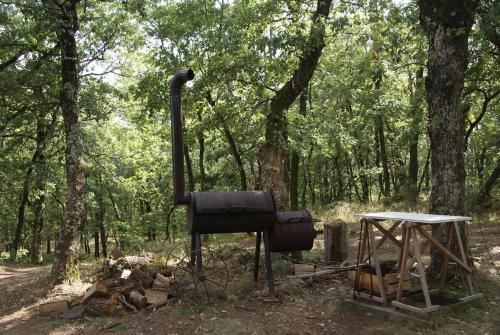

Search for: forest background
xmin=0 ymin=0 xmax=498 ymax=282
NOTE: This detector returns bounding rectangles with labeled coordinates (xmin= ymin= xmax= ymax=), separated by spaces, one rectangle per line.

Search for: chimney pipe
xmin=170 ymin=69 xmax=195 ymax=205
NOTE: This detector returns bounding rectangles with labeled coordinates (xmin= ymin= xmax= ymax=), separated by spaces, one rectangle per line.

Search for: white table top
xmin=354 ymin=211 xmax=472 ymax=224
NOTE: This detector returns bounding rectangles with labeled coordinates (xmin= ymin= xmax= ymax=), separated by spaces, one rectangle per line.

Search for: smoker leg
xmin=263 ymin=230 xmax=274 ymax=296
xmin=194 ymin=232 xmax=205 ymax=281
xmin=254 ymin=231 xmax=262 ymax=282
xmin=190 ymin=232 xmax=196 ymax=266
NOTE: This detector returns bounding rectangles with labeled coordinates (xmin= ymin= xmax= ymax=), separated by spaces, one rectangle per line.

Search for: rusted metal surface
xmin=170 ymin=69 xmax=194 ymax=205
xmin=169 ymin=69 xmax=316 ymax=296
xmin=269 ymin=210 xmax=315 ymax=252
xmin=188 ymin=191 xmax=276 ymax=234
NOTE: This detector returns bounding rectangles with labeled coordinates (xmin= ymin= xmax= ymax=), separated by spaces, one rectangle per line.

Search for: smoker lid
xmin=276 ymin=210 xmax=312 ymax=223
xmin=191 ymin=191 xmax=276 ymax=214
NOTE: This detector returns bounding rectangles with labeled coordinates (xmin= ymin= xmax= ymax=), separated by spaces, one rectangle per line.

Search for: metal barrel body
xmin=187 ymin=191 xmax=277 ymax=234
xmin=269 ymin=210 xmax=316 ymax=252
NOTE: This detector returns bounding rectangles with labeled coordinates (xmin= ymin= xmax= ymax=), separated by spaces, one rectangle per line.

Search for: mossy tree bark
xmin=259 ymin=0 xmax=332 ymax=209
xmin=44 ymin=0 xmax=86 ymax=284
xmin=418 ymin=0 xmax=479 ymax=279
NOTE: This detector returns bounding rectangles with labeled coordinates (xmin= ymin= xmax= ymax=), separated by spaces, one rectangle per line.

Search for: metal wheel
xmin=166 ymin=241 xmax=229 ymax=298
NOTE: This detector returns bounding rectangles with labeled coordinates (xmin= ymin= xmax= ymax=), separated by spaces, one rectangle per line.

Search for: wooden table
xmin=352 ymin=212 xmax=483 ymax=316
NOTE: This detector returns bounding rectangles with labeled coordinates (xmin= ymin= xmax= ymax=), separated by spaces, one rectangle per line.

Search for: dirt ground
xmin=1 ymin=222 xmax=499 ymax=335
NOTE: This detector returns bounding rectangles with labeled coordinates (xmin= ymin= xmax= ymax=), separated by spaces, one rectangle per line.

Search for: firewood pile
xmin=39 ymin=253 xmax=180 ymax=319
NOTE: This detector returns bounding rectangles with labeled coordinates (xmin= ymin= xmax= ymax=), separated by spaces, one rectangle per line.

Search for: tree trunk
xmin=206 ymin=93 xmax=248 ymax=191
xmin=418 ymin=0 xmax=478 ymax=279
xmin=44 ymin=0 xmax=86 ymax=284
xmin=196 ymin=110 xmax=206 ymax=191
xmin=289 ymin=89 xmax=307 ymax=210
xmin=31 ymin=153 xmax=47 ymax=264
xmin=11 ymin=160 xmax=35 ymax=262
xmin=476 ymin=158 xmax=500 ymax=204
xmin=94 ymin=231 xmax=99 ymax=259
xmin=259 ymin=0 xmax=332 ymax=210
xmin=376 ymin=114 xmax=390 ymax=200
xmin=407 ymin=68 xmax=424 ymax=203
xmin=95 ymin=177 xmax=107 ymax=258
xmin=11 ymin=108 xmax=54 ymax=261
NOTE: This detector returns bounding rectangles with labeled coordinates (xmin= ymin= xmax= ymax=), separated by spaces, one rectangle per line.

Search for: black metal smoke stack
xmin=170 ymin=69 xmax=194 ymax=205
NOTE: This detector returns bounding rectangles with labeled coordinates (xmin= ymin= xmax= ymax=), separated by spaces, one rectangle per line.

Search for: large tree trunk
xmin=418 ymin=0 xmax=478 ymax=279
xmin=44 ymin=0 xmax=86 ymax=284
xmin=259 ymin=0 xmax=332 ymax=209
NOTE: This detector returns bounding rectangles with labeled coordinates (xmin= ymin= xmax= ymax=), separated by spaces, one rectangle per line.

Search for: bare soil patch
xmin=1 ymin=222 xmax=499 ymax=335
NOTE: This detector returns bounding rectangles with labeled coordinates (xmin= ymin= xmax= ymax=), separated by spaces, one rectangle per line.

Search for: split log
xmin=130 ymin=269 xmax=153 ymax=288
xmin=82 ymin=280 xmax=109 ymax=303
xmin=145 ymin=289 xmax=168 ymax=307
xmin=61 ymin=305 xmax=85 ymax=319
xmin=110 ymin=281 xmax=136 ymax=296
xmin=324 ymin=219 xmax=348 ymax=263
xmin=294 ymin=264 xmax=315 ymax=275
xmin=129 ymin=290 xmax=147 ymax=308
xmin=86 ymin=297 xmax=120 ymax=316
xmin=112 ymin=293 xmax=137 ymax=313
xmin=39 ymin=300 xmax=69 ymax=316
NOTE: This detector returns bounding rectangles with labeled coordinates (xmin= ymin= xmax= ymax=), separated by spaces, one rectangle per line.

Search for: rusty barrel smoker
xmin=170 ymin=69 xmax=315 ymax=295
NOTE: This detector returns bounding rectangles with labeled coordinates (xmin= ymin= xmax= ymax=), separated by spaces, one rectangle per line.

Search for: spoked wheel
xmin=166 ymin=241 xmax=229 ymax=298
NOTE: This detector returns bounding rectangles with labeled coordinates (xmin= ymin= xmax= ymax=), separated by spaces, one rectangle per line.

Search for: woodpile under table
xmin=348 ymin=211 xmax=483 ymax=318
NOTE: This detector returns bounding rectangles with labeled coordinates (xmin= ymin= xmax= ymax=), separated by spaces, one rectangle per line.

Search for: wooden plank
xmin=372 ymin=221 xmax=402 ymax=248
xmin=354 ymin=220 xmax=369 ymax=292
xmin=367 ymin=221 xmax=387 ymax=304
xmin=411 ymin=226 xmax=432 ymax=308
xmin=415 ymin=225 xmax=472 ymax=273
xmin=407 ymin=222 xmax=448 ymax=268
xmin=347 ymin=271 xmax=411 ymax=294
xmin=459 ymin=293 xmax=483 ymax=302
xmin=439 ymin=223 xmax=454 ymax=290
xmin=289 ymin=269 xmax=337 ymax=279
xmin=344 ymin=299 xmax=433 ymax=325
xmin=392 ymin=300 xmax=440 ymax=316
xmin=294 ymin=264 xmax=315 ymax=275
xmin=39 ymin=300 xmax=70 ymax=316
xmin=364 ymin=221 xmax=403 ymax=263
xmin=453 ymin=221 xmax=474 ymax=293
xmin=354 ymin=291 xmax=386 ymax=303
xmin=354 ymin=212 xmax=471 ymax=224
xmin=397 ymin=225 xmax=411 ymax=301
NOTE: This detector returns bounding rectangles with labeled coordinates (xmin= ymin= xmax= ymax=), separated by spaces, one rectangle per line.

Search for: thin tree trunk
xmin=290 ymin=89 xmax=307 ymax=210
xmin=96 ymin=176 xmax=107 ymax=257
xmin=45 ymin=0 xmax=86 ymax=284
xmin=376 ymin=114 xmax=390 ymax=200
xmin=408 ymin=68 xmax=424 ymax=203
xmin=93 ymin=231 xmax=99 ymax=259
xmin=206 ymin=93 xmax=248 ymax=190
xmin=30 ymin=153 xmax=47 ymax=264
xmin=196 ymin=110 xmax=206 ymax=191
xmin=418 ymin=0 xmax=478 ymax=279
xmin=476 ymin=158 xmax=500 ymax=204
xmin=11 ymin=108 xmax=54 ymax=262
